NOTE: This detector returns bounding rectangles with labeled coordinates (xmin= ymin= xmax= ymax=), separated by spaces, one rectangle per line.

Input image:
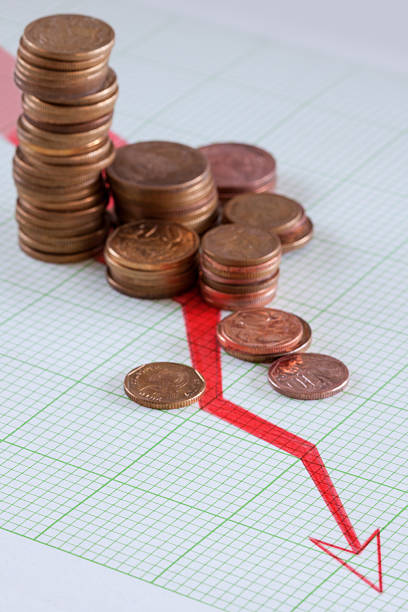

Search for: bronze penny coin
xmin=200 ymin=251 xmax=280 ymax=282
xmin=199 ymin=278 xmax=278 ymax=311
xmin=24 ymin=113 xmax=112 ymax=134
xmin=105 ymin=221 xmax=199 ymax=271
xmin=201 ymin=223 xmax=281 ymax=267
xmin=281 ymin=217 xmax=314 ymax=253
xmin=268 ymin=353 xmax=349 ymax=400
xmin=107 ymin=141 xmax=208 ymax=191
xmin=22 ymin=14 xmax=115 ymax=61
xmin=217 ymin=308 xmax=304 ymax=356
xmin=217 ymin=316 xmax=311 ymax=362
xmin=19 ymin=237 xmax=103 ymax=263
xmin=199 ymin=142 xmax=276 ymax=192
xmin=224 ymin=193 xmax=304 ymax=234
xmin=124 ymin=362 xmax=206 ymax=409
xmin=18 ymin=37 xmax=109 ymax=71
xmin=106 ymin=269 xmax=196 ymax=299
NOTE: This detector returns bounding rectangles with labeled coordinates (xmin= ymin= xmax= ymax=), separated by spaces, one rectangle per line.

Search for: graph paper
xmin=0 ymin=1 xmax=407 ymax=610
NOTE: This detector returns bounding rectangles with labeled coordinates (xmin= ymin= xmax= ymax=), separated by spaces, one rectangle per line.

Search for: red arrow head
xmin=310 ymin=529 xmax=383 ymax=593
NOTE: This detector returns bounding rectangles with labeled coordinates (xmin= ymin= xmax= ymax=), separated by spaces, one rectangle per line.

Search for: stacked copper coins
xmin=223 ymin=193 xmax=313 ymax=253
xmin=107 ymin=141 xmax=218 ymax=234
xmin=104 ymin=220 xmax=199 ymax=299
xmin=199 ymin=142 xmax=276 ymax=203
xmin=199 ymin=223 xmax=281 ymax=310
xmin=217 ymin=308 xmax=312 ymax=362
xmin=13 ymin=14 xmax=118 ymax=262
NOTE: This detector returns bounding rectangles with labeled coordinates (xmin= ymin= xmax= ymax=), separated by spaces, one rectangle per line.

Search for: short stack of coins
xmin=217 ymin=308 xmax=312 ymax=362
xmin=13 ymin=14 xmax=118 ymax=262
xmin=104 ymin=220 xmax=199 ymax=299
xmin=199 ymin=142 xmax=276 ymax=203
xmin=223 ymin=192 xmax=313 ymax=253
xmin=199 ymin=223 xmax=281 ymax=310
xmin=106 ymin=141 xmax=218 ymax=234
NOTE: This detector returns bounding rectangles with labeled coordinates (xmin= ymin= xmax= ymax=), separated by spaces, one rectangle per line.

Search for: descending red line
xmin=175 ymin=290 xmax=362 ymax=551
xmin=0 ymin=43 xmax=382 ymax=591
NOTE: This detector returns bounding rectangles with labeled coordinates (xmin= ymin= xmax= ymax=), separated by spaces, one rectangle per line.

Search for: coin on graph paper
xmin=223 ymin=192 xmax=304 ymax=234
xmin=124 ymin=362 xmax=206 ymax=409
xmin=268 ymin=353 xmax=349 ymax=400
xmin=218 ymin=316 xmax=312 ymax=363
xmin=217 ymin=309 xmax=304 ymax=356
xmin=199 ymin=142 xmax=276 ymax=199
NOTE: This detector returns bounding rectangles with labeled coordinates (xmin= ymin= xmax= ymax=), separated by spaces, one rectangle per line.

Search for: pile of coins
xmin=104 ymin=220 xmax=199 ymax=298
xmin=199 ymin=223 xmax=281 ymax=310
xmin=107 ymin=141 xmax=218 ymax=234
xmin=199 ymin=142 xmax=276 ymax=203
xmin=13 ymin=14 xmax=118 ymax=262
xmin=217 ymin=308 xmax=312 ymax=362
xmin=223 ymin=192 xmax=313 ymax=253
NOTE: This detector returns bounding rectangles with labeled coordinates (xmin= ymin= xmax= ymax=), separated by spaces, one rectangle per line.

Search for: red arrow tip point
xmin=310 ymin=529 xmax=383 ymax=593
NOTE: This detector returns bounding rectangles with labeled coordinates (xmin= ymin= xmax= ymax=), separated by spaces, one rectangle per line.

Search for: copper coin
xmin=224 ymin=192 xmax=304 ymax=235
xmin=200 ymin=251 xmax=280 ymax=282
xmin=199 ymin=142 xmax=276 ymax=192
xmin=124 ymin=362 xmax=205 ymax=409
xmin=105 ymin=221 xmax=199 ymax=271
xmin=14 ymin=67 xmax=109 ymax=103
xmin=18 ymin=37 xmax=109 ymax=71
xmin=218 ymin=318 xmax=312 ymax=363
xmin=15 ymin=52 xmax=108 ymax=81
xmin=14 ymin=174 xmax=104 ymax=201
xmin=19 ymin=236 xmax=103 ymax=263
xmin=199 ymin=278 xmax=278 ymax=311
xmin=107 ymin=257 xmax=197 ymax=285
xmin=107 ymin=141 xmax=208 ymax=191
xmin=217 ymin=308 xmax=304 ymax=356
xmin=25 ymin=113 xmax=112 ymax=134
xmin=201 ymin=269 xmax=278 ymax=295
xmin=22 ymin=15 xmax=114 ymax=61
xmin=106 ymin=269 xmax=196 ymax=299
xmin=268 ymin=353 xmax=349 ymax=400
xmin=19 ymin=222 xmax=108 ymax=253
xmin=201 ymin=223 xmax=281 ymax=267
xmin=281 ymin=217 xmax=314 ymax=253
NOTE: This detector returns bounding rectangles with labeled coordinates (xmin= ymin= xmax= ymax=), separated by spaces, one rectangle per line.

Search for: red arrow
xmin=0 ymin=45 xmax=382 ymax=590
xmin=175 ymin=289 xmax=383 ymax=592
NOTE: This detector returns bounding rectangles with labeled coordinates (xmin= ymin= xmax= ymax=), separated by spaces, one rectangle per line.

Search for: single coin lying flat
xmin=124 ymin=362 xmax=206 ymax=409
xmin=268 ymin=353 xmax=349 ymax=400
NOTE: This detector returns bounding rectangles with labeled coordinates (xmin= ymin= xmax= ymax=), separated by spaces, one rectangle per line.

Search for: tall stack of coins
xmin=107 ymin=141 xmax=218 ymax=233
xmin=223 ymin=193 xmax=313 ymax=253
xmin=104 ymin=220 xmax=199 ymax=298
xmin=199 ymin=223 xmax=281 ymax=310
xmin=217 ymin=309 xmax=312 ymax=362
xmin=13 ymin=14 xmax=118 ymax=262
xmin=199 ymin=142 xmax=276 ymax=203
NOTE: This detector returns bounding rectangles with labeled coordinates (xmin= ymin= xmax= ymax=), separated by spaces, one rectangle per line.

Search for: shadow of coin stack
xmin=107 ymin=141 xmax=219 ymax=234
xmin=12 ymin=14 xmax=118 ymax=263
xmin=199 ymin=223 xmax=282 ymax=310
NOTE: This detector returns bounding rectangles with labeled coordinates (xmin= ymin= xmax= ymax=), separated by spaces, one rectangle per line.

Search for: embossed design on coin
xmin=107 ymin=141 xmax=207 ymax=188
xmin=268 ymin=353 xmax=349 ymax=400
xmin=23 ymin=14 xmax=114 ymax=59
xmin=124 ymin=362 xmax=206 ymax=409
xmin=201 ymin=223 xmax=280 ymax=266
xmin=218 ymin=309 xmax=304 ymax=355
xmin=106 ymin=221 xmax=199 ymax=270
xmin=199 ymin=142 xmax=276 ymax=191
